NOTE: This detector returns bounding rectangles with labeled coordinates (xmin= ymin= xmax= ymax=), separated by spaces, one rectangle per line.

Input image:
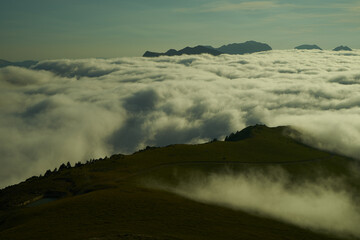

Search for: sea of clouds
xmin=1 ymin=50 xmax=360 ymax=188
xmin=150 ymin=167 xmax=360 ymax=238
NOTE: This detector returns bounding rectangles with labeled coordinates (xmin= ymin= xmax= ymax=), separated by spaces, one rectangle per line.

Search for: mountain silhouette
xmin=142 ymin=51 xmax=163 ymax=57
xmin=0 ymin=59 xmax=38 ymax=68
xmin=224 ymin=124 xmax=272 ymax=141
xmin=333 ymin=45 xmax=352 ymax=51
xmin=294 ymin=44 xmax=322 ymax=50
xmin=143 ymin=41 xmax=272 ymax=57
xmin=217 ymin=41 xmax=272 ymax=54
xmin=143 ymin=45 xmax=222 ymax=57
xmin=0 ymin=59 xmax=11 ymax=67
xmin=179 ymin=46 xmax=222 ymax=56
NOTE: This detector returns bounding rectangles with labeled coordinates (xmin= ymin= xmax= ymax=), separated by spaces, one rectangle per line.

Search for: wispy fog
xmin=1 ymin=50 xmax=360 ymax=187
xmin=149 ymin=168 xmax=360 ymax=238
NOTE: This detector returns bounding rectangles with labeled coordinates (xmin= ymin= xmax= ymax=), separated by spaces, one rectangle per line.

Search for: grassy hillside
xmin=0 ymin=125 xmax=359 ymax=240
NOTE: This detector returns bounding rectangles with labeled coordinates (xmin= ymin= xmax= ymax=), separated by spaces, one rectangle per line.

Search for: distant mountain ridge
xmin=143 ymin=45 xmax=222 ymax=57
xmin=0 ymin=59 xmax=38 ymax=68
xmin=217 ymin=41 xmax=272 ymax=54
xmin=143 ymin=40 xmax=272 ymax=57
xmin=333 ymin=46 xmax=352 ymax=51
xmin=295 ymin=44 xmax=322 ymax=50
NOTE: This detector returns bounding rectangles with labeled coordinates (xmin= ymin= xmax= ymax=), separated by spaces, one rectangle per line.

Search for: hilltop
xmin=0 ymin=125 xmax=359 ymax=240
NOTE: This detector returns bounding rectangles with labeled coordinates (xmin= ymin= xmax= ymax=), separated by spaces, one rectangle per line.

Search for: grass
xmin=0 ymin=125 xmax=359 ymax=240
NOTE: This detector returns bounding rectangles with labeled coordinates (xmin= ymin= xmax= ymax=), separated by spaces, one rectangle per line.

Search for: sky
xmin=1 ymin=0 xmax=360 ymax=61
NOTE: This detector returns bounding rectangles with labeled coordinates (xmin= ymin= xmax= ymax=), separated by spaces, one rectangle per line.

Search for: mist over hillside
xmin=1 ymin=50 xmax=360 ymax=188
xmin=150 ymin=167 xmax=360 ymax=238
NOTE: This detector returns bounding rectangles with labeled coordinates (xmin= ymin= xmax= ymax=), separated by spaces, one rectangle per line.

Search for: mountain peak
xmin=333 ymin=45 xmax=352 ymax=51
xmin=295 ymin=44 xmax=322 ymax=50
xmin=217 ymin=41 xmax=272 ymax=54
xmin=165 ymin=49 xmax=178 ymax=55
xmin=224 ymin=124 xmax=289 ymax=141
xmin=143 ymin=40 xmax=272 ymax=57
xmin=143 ymin=45 xmax=222 ymax=57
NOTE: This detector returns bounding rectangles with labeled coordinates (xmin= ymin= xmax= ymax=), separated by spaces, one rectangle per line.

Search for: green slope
xmin=0 ymin=125 xmax=359 ymax=240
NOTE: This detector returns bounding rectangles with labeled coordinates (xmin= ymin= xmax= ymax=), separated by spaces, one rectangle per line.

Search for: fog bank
xmin=1 ymin=50 xmax=360 ymax=187
xmin=150 ymin=169 xmax=360 ymax=238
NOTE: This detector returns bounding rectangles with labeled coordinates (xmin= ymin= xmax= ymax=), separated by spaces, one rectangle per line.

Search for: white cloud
xmin=1 ymin=50 xmax=360 ymax=188
xmin=150 ymin=168 xmax=360 ymax=238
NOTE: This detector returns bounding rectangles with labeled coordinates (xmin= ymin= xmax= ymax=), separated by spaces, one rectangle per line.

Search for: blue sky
xmin=1 ymin=0 xmax=359 ymax=60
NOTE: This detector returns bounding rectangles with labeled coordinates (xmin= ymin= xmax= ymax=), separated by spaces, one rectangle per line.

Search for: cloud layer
xmin=1 ymin=50 xmax=360 ymax=187
xmin=150 ymin=168 xmax=360 ymax=238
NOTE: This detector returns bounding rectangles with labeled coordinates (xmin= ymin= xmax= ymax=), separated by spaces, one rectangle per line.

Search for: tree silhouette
xmin=59 ymin=163 xmax=66 ymax=171
xmin=44 ymin=169 xmax=52 ymax=177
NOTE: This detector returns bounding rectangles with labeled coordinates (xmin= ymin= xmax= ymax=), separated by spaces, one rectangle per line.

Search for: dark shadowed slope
xmin=0 ymin=125 xmax=359 ymax=240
